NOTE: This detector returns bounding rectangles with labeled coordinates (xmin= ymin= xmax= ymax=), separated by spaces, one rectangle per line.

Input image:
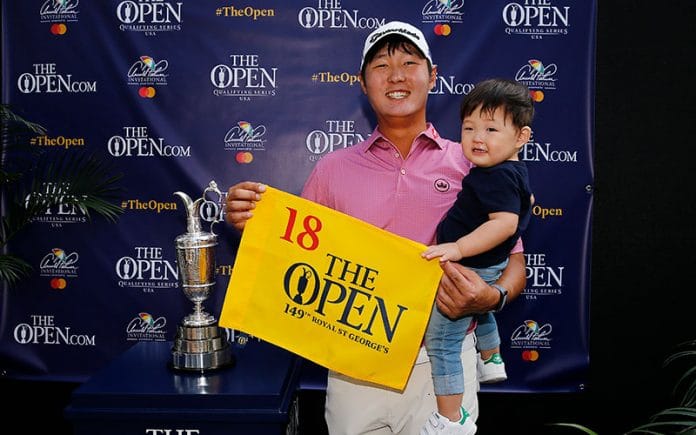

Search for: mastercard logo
xmin=530 ymin=90 xmax=545 ymax=102
xmin=139 ymin=86 xmax=156 ymax=98
xmin=50 ymin=277 xmax=67 ymax=290
xmin=50 ymin=23 xmax=67 ymax=35
xmin=521 ymin=350 xmax=540 ymax=361
xmin=433 ymin=23 xmax=451 ymax=36
xmin=235 ymin=152 xmax=253 ymax=164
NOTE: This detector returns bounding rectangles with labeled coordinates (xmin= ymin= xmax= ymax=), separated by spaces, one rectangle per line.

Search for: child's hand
xmin=422 ymin=243 xmax=463 ymax=262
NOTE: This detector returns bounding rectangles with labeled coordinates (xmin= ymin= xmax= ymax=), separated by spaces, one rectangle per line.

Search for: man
xmin=225 ymin=21 xmax=525 ymax=434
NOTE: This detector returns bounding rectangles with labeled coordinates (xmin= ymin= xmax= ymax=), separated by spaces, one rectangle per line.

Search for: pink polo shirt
xmin=302 ymin=123 xmax=524 ymax=251
xmin=302 ymin=123 xmax=469 ymax=245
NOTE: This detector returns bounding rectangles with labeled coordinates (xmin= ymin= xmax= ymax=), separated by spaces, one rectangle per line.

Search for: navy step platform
xmin=65 ymin=338 xmax=301 ymax=434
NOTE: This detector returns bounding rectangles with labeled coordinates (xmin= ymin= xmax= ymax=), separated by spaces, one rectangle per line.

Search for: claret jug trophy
xmin=171 ymin=180 xmax=233 ymax=371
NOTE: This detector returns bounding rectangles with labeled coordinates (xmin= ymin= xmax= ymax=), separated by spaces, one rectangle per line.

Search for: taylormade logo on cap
xmin=360 ymin=21 xmax=433 ymax=70
xmin=368 ymin=27 xmax=421 ymax=45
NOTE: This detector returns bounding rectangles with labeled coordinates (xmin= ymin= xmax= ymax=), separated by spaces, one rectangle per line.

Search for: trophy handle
xmin=202 ymin=181 xmax=225 ymax=234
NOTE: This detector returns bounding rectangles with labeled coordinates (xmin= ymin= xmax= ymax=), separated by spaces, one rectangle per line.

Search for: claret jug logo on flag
xmin=219 ymin=186 xmax=443 ymax=390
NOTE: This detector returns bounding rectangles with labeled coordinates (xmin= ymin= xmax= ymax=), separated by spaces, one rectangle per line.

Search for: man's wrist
xmin=491 ymin=284 xmax=508 ymax=312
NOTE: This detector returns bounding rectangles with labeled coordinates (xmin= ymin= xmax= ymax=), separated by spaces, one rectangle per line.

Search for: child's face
xmin=460 ymin=105 xmax=530 ymax=168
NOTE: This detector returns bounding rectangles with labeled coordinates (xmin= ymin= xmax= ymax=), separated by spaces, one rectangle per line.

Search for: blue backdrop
xmin=1 ymin=0 xmax=596 ymax=392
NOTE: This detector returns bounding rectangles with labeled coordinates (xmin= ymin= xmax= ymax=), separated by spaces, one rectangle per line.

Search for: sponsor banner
xmin=1 ymin=1 xmax=596 ymax=391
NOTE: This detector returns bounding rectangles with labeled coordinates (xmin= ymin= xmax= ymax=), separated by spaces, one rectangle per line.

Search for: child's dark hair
xmin=460 ymin=78 xmax=534 ymax=129
xmin=360 ymin=35 xmax=433 ymax=79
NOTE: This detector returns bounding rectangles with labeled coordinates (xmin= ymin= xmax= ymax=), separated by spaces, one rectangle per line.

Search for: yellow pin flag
xmin=219 ymin=186 xmax=442 ymax=390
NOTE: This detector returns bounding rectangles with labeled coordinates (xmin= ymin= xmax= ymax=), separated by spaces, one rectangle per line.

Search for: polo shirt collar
xmin=361 ymin=123 xmax=446 ymax=153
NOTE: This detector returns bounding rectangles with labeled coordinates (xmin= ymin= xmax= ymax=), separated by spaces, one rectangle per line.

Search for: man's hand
xmin=435 ymin=253 xmax=526 ymax=318
xmin=435 ymin=261 xmax=499 ymax=318
xmin=225 ymin=181 xmax=266 ymax=232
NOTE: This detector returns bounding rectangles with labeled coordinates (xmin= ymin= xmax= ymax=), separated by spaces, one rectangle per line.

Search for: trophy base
xmin=171 ymin=323 xmax=234 ymax=372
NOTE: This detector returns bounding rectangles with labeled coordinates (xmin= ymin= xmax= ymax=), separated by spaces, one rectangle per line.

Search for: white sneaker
xmin=420 ymin=407 xmax=477 ymax=435
xmin=477 ymin=352 xmax=507 ymax=383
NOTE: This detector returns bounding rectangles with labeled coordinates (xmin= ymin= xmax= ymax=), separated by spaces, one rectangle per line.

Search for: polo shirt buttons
xmin=400 ymin=168 xmax=406 ymax=175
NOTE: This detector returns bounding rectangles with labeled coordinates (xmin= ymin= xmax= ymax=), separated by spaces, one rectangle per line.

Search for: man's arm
xmin=435 ymin=252 xmax=525 ymax=318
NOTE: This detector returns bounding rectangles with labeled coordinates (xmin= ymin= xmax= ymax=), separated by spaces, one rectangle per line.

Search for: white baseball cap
xmin=360 ymin=21 xmax=433 ymax=71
